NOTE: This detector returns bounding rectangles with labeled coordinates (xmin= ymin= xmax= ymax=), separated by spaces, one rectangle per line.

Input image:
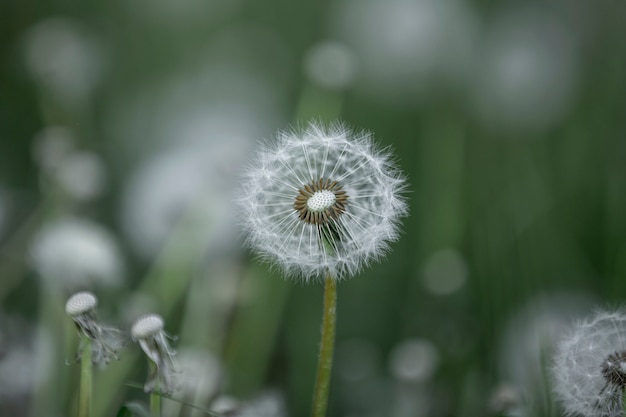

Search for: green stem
xmin=78 ymin=338 xmax=92 ymax=417
xmin=150 ymin=392 xmax=161 ymax=417
xmin=311 ymin=276 xmax=337 ymax=417
xmin=149 ymin=362 xmax=161 ymax=417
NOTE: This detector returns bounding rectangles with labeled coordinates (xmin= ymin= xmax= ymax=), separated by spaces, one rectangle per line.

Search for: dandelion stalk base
xmin=149 ymin=362 xmax=161 ymax=417
xmin=149 ymin=393 xmax=160 ymax=417
xmin=78 ymin=338 xmax=92 ymax=417
xmin=311 ymin=276 xmax=337 ymax=417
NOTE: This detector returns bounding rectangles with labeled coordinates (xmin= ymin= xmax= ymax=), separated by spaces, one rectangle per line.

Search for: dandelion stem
xmin=311 ymin=276 xmax=337 ymax=417
xmin=149 ymin=362 xmax=161 ymax=417
xmin=150 ymin=392 xmax=161 ymax=417
xmin=78 ymin=338 xmax=92 ymax=417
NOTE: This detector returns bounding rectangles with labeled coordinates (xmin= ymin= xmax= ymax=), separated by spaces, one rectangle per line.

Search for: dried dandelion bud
xmin=66 ymin=291 xmax=97 ymax=316
xmin=65 ymin=291 xmax=124 ymax=367
xmin=131 ymin=314 xmax=177 ymax=394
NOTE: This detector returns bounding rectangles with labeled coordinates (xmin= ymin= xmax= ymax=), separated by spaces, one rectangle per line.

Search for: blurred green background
xmin=1 ymin=0 xmax=625 ymax=416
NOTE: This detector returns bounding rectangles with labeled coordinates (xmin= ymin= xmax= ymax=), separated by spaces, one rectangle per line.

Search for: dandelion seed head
xmin=22 ymin=17 xmax=106 ymax=104
xmin=30 ymin=217 xmax=124 ymax=290
xmin=120 ymin=135 xmax=253 ymax=259
xmin=239 ymin=121 xmax=407 ymax=281
xmin=65 ymin=292 xmax=124 ymax=367
xmin=552 ymin=309 xmax=626 ymax=417
xmin=499 ymin=293 xmax=594 ymax=412
xmin=65 ymin=291 xmax=97 ymax=316
xmin=131 ymin=314 xmax=177 ymax=394
xmin=131 ymin=314 xmax=164 ymax=340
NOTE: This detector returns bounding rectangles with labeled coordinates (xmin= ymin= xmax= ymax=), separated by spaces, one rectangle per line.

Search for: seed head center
xmin=293 ymin=178 xmax=349 ymax=225
xmin=307 ymin=190 xmax=336 ymax=212
xmin=602 ymin=350 xmax=626 ymax=388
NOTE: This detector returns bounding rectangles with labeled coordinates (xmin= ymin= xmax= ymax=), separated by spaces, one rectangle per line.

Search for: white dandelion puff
xmin=552 ymin=309 xmax=626 ymax=417
xmin=238 ymin=121 xmax=407 ymax=281
xmin=30 ymin=217 xmax=124 ymax=290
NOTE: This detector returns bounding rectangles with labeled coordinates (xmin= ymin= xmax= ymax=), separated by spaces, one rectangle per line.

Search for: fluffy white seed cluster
xmin=552 ymin=310 xmax=626 ymax=417
xmin=238 ymin=121 xmax=407 ymax=281
xmin=30 ymin=217 xmax=123 ymax=290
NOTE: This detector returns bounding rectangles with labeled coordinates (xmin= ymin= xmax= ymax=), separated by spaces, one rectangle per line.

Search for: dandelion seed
xmin=238 ymin=121 xmax=407 ymax=281
xmin=552 ymin=309 xmax=626 ymax=417
xmin=131 ymin=314 xmax=177 ymax=394
xmin=65 ymin=291 xmax=124 ymax=367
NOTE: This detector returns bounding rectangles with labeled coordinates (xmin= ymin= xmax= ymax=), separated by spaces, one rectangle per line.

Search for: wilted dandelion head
xmin=131 ymin=314 xmax=177 ymax=394
xmin=65 ymin=291 xmax=124 ymax=367
xmin=65 ymin=291 xmax=97 ymax=317
xmin=552 ymin=309 xmax=626 ymax=417
xmin=238 ymin=121 xmax=407 ymax=282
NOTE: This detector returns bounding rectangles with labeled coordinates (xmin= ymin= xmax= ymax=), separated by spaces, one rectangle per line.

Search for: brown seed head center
xmin=602 ymin=350 xmax=626 ymax=388
xmin=294 ymin=178 xmax=348 ymax=225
